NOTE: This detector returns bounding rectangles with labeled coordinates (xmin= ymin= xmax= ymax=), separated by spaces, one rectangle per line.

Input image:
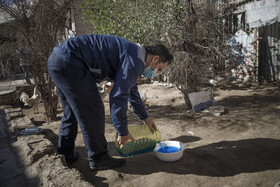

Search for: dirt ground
xmin=21 ymin=83 xmax=280 ymax=187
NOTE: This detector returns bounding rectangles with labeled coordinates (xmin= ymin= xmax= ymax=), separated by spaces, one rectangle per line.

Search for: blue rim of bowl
xmin=154 ymin=141 xmax=185 ymax=153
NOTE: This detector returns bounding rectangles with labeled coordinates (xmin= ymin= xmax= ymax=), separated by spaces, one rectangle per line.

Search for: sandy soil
xmin=21 ymin=83 xmax=280 ymax=187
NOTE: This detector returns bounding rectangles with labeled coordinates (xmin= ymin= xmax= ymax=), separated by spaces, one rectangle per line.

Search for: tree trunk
xmin=43 ymin=93 xmax=58 ymax=122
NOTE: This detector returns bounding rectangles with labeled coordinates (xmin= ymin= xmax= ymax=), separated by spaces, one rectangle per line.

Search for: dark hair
xmin=145 ymin=44 xmax=173 ymax=64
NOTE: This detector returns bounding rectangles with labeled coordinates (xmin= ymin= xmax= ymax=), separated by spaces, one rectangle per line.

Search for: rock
xmin=5 ymin=112 xmax=24 ymax=120
xmin=4 ymin=107 xmax=22 ymax=114
xmin=202 ymin=105 xmax=225 ymax=116
xmin=4 ymin=107 xmax=24 ymax=120
xmin=10 ymin=116 xmax=33 ymax=132
xmin=188 ymin=90 xmax=214 ymax=112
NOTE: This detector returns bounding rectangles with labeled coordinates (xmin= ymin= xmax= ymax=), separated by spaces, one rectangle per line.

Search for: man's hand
xmin=143 ymin=118 xmax=157 ymax=130
xmin=117 ymin=133 xmax=136 ymax=149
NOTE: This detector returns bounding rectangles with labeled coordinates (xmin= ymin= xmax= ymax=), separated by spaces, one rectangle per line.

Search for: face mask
xmin=142 ymin=66 xmax=157 ymax=78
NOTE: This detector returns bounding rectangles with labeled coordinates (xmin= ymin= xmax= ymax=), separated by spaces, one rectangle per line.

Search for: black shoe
xmin=66 ymin=152 xmax=79 ymax=165
xmin=89 ymin=155 xmax=126 ymax=171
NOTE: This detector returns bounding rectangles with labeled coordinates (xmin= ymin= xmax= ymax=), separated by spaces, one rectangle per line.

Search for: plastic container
xmin=154 ymin=141 xmax=186 ymax=162
xmin=115 ymin=124 xmax=162 ymax=157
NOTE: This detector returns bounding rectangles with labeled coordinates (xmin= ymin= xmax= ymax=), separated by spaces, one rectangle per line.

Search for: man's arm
xmin=109 ymin=53 xmax=145 ymax=136
xmin=129 ymin=84 xmax=157 ymax=129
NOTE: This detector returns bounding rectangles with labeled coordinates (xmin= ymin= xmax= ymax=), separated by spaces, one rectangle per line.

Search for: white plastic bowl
xmin=154 ymin=141 xmax=186 ymax=162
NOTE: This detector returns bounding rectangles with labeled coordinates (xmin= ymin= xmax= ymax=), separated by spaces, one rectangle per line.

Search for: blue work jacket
xmin=54 ymin=34 xmax=148 ymax=136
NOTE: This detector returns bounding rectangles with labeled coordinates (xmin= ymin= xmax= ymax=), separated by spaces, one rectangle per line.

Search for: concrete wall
xmin=259 ymin=22 xmax=280 ymax=82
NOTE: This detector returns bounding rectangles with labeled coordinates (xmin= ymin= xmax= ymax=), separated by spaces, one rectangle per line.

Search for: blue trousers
xmin=47 ymin=52 xmax=108 ymax=160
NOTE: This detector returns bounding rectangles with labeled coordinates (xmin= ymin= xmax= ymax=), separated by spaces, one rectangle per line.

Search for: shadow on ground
xmin=65 ymin=137 xmax=280 ymax=186
xmin=35 ymin=118 xmax=280 ymax=185
xmin=66 ymin=135 xmax=200 ymax=186
xmin=115 ymin=138 xmax=280 ymax=177
xmin=0 ymin=111 xmax=40 ymax=186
